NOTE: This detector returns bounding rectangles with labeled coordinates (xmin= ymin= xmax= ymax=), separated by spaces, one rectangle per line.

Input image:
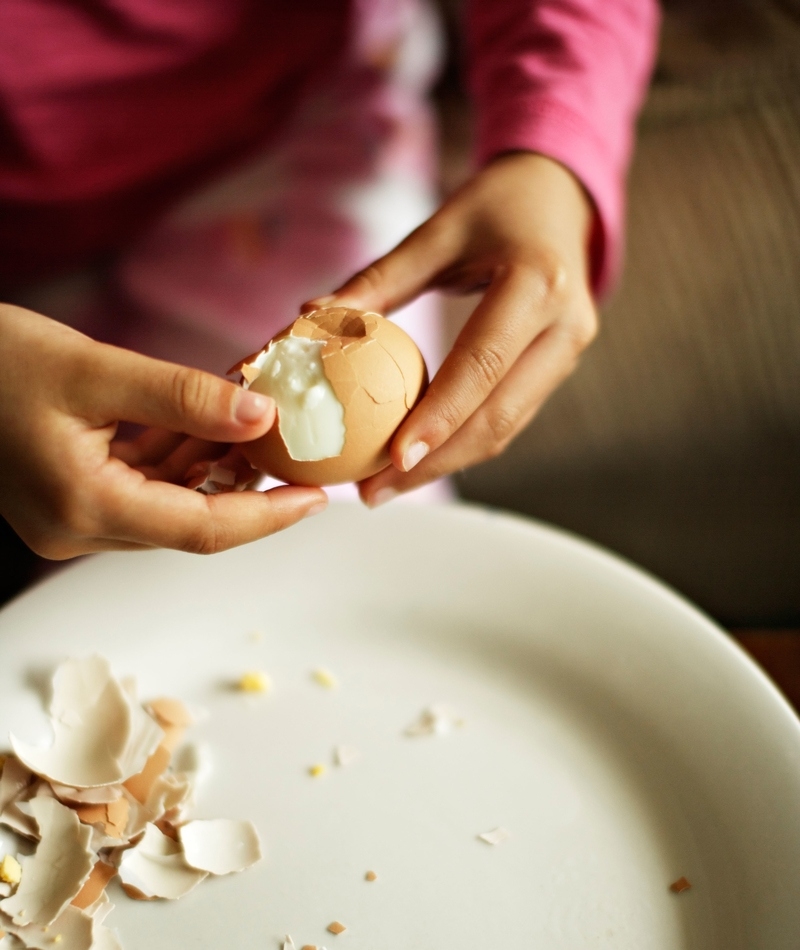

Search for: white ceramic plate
xmin=1 ymin=503 xmax=799 ymax=949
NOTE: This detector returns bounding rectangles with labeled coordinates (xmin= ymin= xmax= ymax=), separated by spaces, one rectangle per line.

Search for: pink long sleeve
xmin=466 ymin=0 xmax=660 ymax=295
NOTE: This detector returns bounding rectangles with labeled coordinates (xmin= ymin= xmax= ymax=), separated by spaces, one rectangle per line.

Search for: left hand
xmin=304 ymin=152 xmax=599 ymax=507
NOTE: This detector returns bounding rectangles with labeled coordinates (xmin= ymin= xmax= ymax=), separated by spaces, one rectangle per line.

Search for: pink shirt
xmin=467 ymin=0 xmax=660 ymax=293
xmin=0 ymin=0 xmax=659 ymax=295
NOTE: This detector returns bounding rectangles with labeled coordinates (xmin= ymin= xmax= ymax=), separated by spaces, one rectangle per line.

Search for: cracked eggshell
xmin=0 ymin=903 xmax=94 ymax=950
xmin=117 ymin=823 xmax=207 ymax=901
xmin=0 ymin=758 xmax=34 ymax=815
xmin=0 ymin=798 xmax=94 ymax=927
xmin=10 ymin=657 xmax=162 ymax=790
xmin=231 ymin=308 xmax=427 ymax=485
xmin=71 ymin=862 xmax=117 ymax=911
xmin=179 ymin=819 xmax=261 ymax=876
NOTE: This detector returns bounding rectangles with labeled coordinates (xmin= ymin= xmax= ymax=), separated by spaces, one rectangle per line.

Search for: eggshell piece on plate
xmin=0 ymin=903 xmax=95 ymax=950
xmin=115 ymin=683 xmax=166 ymax=784
xmin=230 ymin=308 xmax=427 ymax=486
xmin=10 ymin=657 xmax=133 ymax=788
xmin=477 ymin=827 xmax=510 ymax=846
xmin=0 ymin=798 xmax=94 ymax=926
xmin=50 ymin=785 xmax=123 ymax=806
xmin=333 ymin=745 xmax=359 ymax=767
xmin=70 ymin=862 xmax=117 ymax=912
xmin=404 ymin=703 xmax=464 ymax=737
xmin=179 ymin=819 xmax=261 ymax=875
xmin=117 ymin=824 xmax=207 ymax=901
xmin=72 ymin=799 xmax=129 ymax=839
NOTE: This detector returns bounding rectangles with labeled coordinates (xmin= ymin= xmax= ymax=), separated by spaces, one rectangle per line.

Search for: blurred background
xmin=2 ymin=0 xmax=799 ymax=657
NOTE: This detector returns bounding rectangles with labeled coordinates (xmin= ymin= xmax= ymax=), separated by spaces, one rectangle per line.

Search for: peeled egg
xmin=230 ymin=308 xmax=427 ymax=486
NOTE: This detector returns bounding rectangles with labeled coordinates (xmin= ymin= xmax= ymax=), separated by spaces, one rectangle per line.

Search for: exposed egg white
xmin=246 ymin=337 xmax=345 ymax=462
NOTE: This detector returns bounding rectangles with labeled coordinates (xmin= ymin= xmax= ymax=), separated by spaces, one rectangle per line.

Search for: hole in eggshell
xmin=340 ymin=316 xmax=367 ymax=339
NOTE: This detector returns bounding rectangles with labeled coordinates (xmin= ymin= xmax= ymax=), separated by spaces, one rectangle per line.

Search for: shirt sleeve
xmin=465 ymin=0 xmax=661 ymax=296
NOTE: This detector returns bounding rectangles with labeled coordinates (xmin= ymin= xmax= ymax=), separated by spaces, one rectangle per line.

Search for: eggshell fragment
xmin=0 ymin=798 xmax=94 ymax=926
xmin=0 ymin=757 xmax=38 ymax=838
xmin=0 ymin=904 xmax=94 ymax=950
xmin=70 ymin=864 xmax=117 ymax=912
xmin=178 ymin=819 xmax=261 ymax=876
xmin=115 ymin=686 xmax=166 ymax=787
xmin=670 ymin=876 xmax=692 ymax=894
xmin=73 ymin=800 xmax=130 ymax=841
xmin=231 ymin=308 xmax=427 ymax=486
xmin=332 ymin=746 xmax=359 ymax=768
xmin=91 ymin=926 xmax=123 ymax=950
xmin=171 ymin=743 xmax=212 ymax=789
xmin=50 ymin=786 xmax=123 ymax=806
xmin=143 ymin=699 xmax=193 ymax=754
xmin=10 ymin=658 xmax=162 ymax=789
xmin=477 ymin=827 xmax=510 ymax=846
xmin=185 ymin=459 xmax=258 ymax=495
xmin=0 ymin=758 xmax=33 ymax=815
xmin=404 ymin=704 xmax=464 ymax=738
xmin=117 ymin=824 xmax=207 ymax=901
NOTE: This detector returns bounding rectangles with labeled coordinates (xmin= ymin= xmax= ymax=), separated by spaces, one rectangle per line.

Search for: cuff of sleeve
xmin=474 ymin=97 xmax=628 ymax=298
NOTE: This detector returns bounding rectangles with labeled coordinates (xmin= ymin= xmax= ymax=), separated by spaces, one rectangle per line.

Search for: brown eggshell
xmin=231 ymin=308 xmax=427 ymax=486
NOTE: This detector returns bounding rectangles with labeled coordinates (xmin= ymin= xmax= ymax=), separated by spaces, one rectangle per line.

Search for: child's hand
xmin=304 ymin=152 xmax=598 ymax=506
xmin=0 ymin=305 xmax=327 ymax=558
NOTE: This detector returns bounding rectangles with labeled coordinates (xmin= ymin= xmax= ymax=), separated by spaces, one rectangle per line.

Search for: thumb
xmin=74 ymin=342 xmax=276 ymax=442
xmin=302 ymin=217 xmax=460 ymax=315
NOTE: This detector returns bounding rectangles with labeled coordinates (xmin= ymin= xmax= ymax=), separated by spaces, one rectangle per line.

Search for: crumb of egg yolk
xmin=308 ymin=764 xmax=326 ymax=778
xmin=0 ymin=854 xmax=22 ymax=885
xmin=311 ymin=668 xmax=338 ymax=689
xmin=238 ymin=670 xmax=271 ymax=693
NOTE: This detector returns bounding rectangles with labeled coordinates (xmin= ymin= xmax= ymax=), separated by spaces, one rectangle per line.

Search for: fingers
xmin=136 ymin=437 xmax=225 ymax=484
xmin=388 ymin=262 xmax=565 ymax=473
xmin=358 ymin=317 xmax=593 ymax=505
xmin=109 ymin=428 xmax=185 ymax=467
xmin=302 ymin=215 xmax=461 ymax=315
xmin=97 ymin=466 xmax=327 ymax=554
xmin=70 ymin=343 xmax=276 ymax=443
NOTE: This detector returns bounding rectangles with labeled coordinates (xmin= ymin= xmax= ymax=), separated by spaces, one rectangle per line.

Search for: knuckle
xmin=458 ymin=340 xmax=507 ymax=392
xmin=563 ymin=304 xmax=599 ymax=355
xmin=170 ymin=366 xmax=215 ymax=421
xmin=431 ymin=398 xmax=463 ymax=439
xmin=180 ymin=508 xmax=233 ymax=556
xmin=484 ymin=440 xmax=508 ymax=461
xmin=482 ymin=403 xmax=520 ymax=448
xmin=350 ymin=264 xmax=385 ymax=299
xmin=181 ymin=525 xmax=220 ymax=556
xmin=527 ymin=249 xmax=570 ymax=308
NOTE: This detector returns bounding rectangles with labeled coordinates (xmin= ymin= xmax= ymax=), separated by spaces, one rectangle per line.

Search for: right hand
xmin=0 ymin=304 xmax=327 ymax=559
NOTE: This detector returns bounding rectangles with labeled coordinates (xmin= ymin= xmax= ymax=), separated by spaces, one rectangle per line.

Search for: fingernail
xmin=368 ymin=487 xmax=398 ymax=509
xmin=235 ymin=390 xmax=272 ymax=423
xmin=304 ymin=501 xmax=328 ymax=518
xmin=401 ymin=441 xmax=429 ymax=472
